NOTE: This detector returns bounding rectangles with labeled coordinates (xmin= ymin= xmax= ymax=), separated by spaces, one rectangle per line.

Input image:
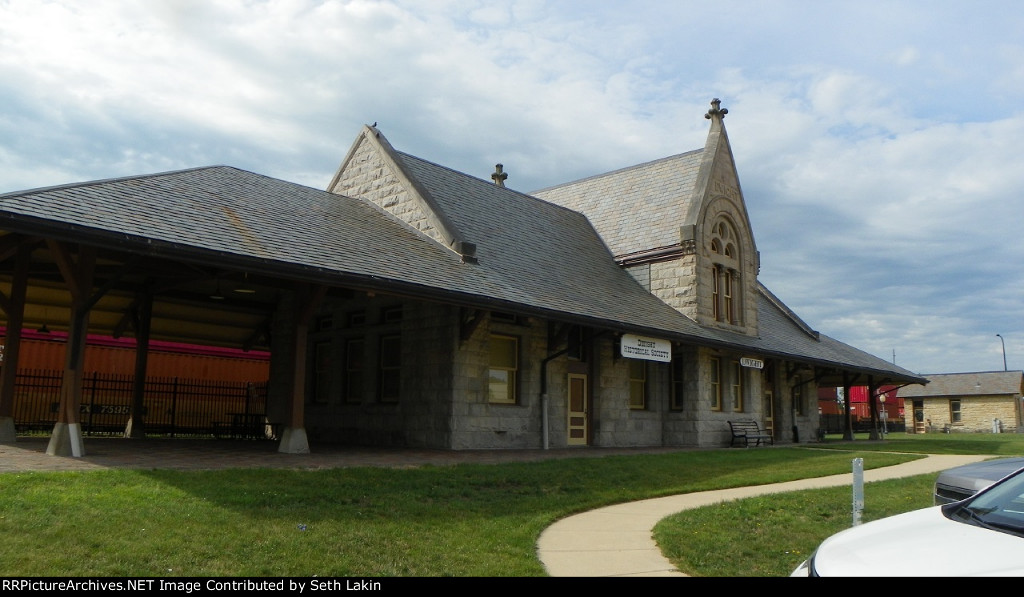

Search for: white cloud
xmin=1 ymin=0 xmax=1023 ymax=374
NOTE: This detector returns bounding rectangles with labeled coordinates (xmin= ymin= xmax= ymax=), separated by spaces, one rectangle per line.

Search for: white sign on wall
xmin=740 ymin=357 xmax=764 ymax=369
xmin=620 ymin=334 xmax=672 ymax=362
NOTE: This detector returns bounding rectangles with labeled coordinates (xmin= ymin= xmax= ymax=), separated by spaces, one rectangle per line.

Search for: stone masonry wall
xmin=297 ymin=295 xmax=457 ymax=448
xmin=269 ymin=289 xmax=813 ymax=450
xmin=450 ymin=315 xmax=547 ymax=449
xmin=651 ymin=255 xmax=699 ymax=321
xmin=914 ymin=396 xmax=1019 ymax=433
xmin=590 ymin=336 xmax=665 ymax=447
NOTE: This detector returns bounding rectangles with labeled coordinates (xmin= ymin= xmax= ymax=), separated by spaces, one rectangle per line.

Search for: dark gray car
xmin=934 ymin=457 xmax=1024 ymax=504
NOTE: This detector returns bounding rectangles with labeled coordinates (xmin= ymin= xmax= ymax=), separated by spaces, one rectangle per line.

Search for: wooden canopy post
xmin=45 ymin=242 xmax=96 ymax=457
xmin=0 ymin=245 xmax=30 ymax=442
xmin=124 ymin=289 xmax=153 ymax=439
xmin=842 ymin=373 xmax=855 ymax=441
xmin=278 ymin=283 xmax=326 ymax=454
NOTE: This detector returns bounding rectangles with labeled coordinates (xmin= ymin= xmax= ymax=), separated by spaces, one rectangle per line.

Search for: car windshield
xmin=948 ymin=470 xmax=1024 ymax=537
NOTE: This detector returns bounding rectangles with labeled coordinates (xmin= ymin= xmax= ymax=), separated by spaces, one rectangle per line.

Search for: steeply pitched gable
xmin=327 ymin=125 xmax=477 ymax=262
xmin=686 ymin=98 xmax=757 ymax=258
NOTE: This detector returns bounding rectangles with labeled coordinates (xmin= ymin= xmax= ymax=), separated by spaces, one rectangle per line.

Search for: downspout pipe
xmin=540 ymin=348 xmax=569 ymax=450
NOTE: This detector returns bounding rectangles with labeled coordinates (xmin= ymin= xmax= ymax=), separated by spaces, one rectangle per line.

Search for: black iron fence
xmin=820 ymin=413 xmax=906 ymax=435
xmin=11 ymin=369 xmax=270 ymax=438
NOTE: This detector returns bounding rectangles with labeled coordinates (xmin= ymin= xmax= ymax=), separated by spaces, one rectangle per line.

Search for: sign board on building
xmin=740 ymin=357 xmax=764 ymax=369
xmin=620 ymin=334 xmax=671 ymax=362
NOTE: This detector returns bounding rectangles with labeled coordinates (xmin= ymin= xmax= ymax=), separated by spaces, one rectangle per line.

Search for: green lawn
xmin=655 ymin=431 xmax=1024 ymax=576
xmin=1 ymin=432 xmax=1020 ymax=576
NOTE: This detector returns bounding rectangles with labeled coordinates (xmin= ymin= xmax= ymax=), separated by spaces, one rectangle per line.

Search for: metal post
xmin=852 ymin=458 xmax=864 ymax=526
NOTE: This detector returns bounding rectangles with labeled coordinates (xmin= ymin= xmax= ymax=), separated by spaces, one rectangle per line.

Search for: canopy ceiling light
xmin=210 ymin=279 xmax=225 ymax=300
xmin=234 ymin=273 xmax=256 ymax=294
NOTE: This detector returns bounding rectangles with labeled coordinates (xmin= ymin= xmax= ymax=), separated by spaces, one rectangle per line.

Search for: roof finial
xmin=491 ymin=163 xmax=508 ymax=187
xmin=705 ymin=98 xmax=728 ymax=120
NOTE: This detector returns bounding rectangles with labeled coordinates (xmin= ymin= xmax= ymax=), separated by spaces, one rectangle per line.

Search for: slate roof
xmin=0 ymin=166 xmax=474 ymax=290
xmin=531 ymin=150 xmax=704 ymax=258
xmin=392 ymin=151 xmax=922 ymax=383
xmin=390 ymin=151 xmax=712 ymax=334
xmin=898 ymin=371 xmax=1024 ymax=398
xmin=0 ymin=149 xmax=925 ymax=384
xmin=0 ymin=164 xmax=705 ymax=340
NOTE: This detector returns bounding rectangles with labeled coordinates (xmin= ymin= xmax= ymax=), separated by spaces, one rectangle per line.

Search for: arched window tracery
xmin=709 ymin=218 xmax=742 ymax=325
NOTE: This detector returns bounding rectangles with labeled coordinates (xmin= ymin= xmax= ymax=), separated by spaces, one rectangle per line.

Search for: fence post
xmin=170 ymin=377 xmax=178 ymax=438
xmin=85 ymin=371 xmax=99 ymax=434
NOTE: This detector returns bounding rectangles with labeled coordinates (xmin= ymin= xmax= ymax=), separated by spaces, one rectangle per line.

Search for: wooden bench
xmin=729 ymin=420 xmax=773 ymax=447
xmin=213 ymin=414 xmax=281 ymax=440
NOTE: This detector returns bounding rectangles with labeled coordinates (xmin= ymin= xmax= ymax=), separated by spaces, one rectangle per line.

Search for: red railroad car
xmin=2 ymin=327 xmax=269 ymax=382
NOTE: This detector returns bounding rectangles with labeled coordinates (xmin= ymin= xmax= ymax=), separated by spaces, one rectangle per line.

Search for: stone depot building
xmin=0 ymin=100 xmax=925 ymax=456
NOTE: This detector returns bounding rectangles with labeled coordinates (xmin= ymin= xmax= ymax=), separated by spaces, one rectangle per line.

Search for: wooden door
xmin=567 ymin=373 xmax=588 ymax=446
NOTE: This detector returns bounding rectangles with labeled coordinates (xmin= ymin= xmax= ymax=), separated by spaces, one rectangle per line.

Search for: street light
xmin=997 ymin=334 xmax=1007 ymax=371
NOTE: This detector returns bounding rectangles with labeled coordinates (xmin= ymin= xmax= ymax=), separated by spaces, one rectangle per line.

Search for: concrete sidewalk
xmin=535 ymin=453 xmax=994 ymax=577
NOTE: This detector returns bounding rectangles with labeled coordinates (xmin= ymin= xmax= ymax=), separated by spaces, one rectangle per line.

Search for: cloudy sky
xmin=1 ymin=0 xmax=1022 ymax=376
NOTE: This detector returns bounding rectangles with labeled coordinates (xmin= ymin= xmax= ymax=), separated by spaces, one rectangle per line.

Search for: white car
xmin=792 ymin=467 xmax=1024 ymax=576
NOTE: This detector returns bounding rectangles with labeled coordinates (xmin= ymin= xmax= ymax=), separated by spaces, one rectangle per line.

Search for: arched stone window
xmin=709 ymin=218 xmax=742 ymax=325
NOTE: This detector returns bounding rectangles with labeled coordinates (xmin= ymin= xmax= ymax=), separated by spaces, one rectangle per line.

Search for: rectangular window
xmin=731 ymin=360 xmax=743 ymax=411
xmin=382 ymin=306 xmax=403 ymax=324
xmin=950 ymin=399 xmax=962 ymax=424
xmin=629 ymin=359 xmax=646 ymax=410
xmin=344 ymin=338 xmax=364 ymax=404
xmin=488 ymin=334 xmax=518 ymax=404
xmin=710 ymin=357 xmax=722 ymax=411
xmin=313 ymin=341 xmax=331 ymax=403
xmin=316 ymin=315 xmax=333 ymax=332
xmin=670 ymin=354 xmax=685 ymax=410
xmin=379 ymin=335 xmax=401 ymax=402
xmin=712 ymin=267 xmax=721 ymax=321
xmin=347 ymin=311 xmax=366 ymax=327
xmin=723 ymin=272 xmax=734 ymax=324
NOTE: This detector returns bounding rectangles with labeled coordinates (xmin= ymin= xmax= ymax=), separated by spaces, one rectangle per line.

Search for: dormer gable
xmin=327 ymin=125 xmax=477 ymax=263
xmin=533 ymin=99 xmax=762 ymax=336
xmin=687 ymin=99 xmax=760 ymax=335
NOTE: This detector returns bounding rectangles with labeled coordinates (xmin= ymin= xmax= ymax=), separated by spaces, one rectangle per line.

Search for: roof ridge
xmin=395 ymin=151 xmax=602 ymax=220
xmin=921 ymin=370 xmax=1024 ymax=376
xmin=530 ymin=149 xmax=703 ymax=194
